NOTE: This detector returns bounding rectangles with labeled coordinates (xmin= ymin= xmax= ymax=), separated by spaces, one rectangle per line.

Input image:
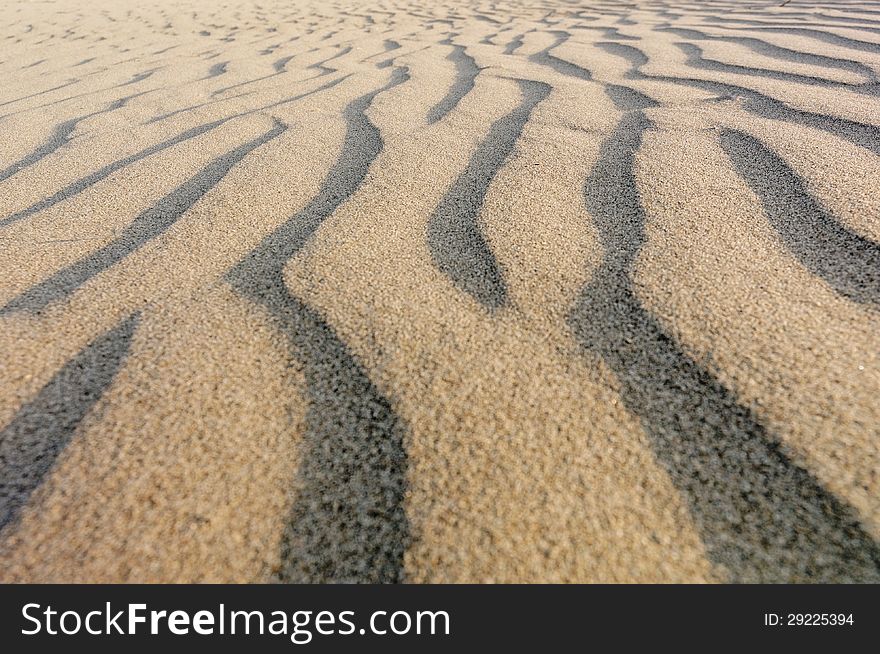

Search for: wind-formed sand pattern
xmin=0 ymin=0 xmax=878 ymax=583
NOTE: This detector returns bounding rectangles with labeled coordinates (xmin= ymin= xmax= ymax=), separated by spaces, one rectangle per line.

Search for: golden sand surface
xmin=0 ymin=0 xmax=878 ymax=583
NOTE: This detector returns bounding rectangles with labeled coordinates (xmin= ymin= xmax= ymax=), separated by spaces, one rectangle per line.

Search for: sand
xmin=0 ymin=0 xmax=878 ymax=583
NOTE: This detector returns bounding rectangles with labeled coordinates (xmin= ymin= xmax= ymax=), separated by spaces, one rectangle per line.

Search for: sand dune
xmin=0 ymin=0 xmax=878 ymax=583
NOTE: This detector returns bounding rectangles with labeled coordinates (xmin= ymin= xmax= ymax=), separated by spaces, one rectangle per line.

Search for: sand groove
xmin=2 ymin=119 xmax=288 ymax=313
xmin=0 ymin=312 xmax=139 ymax=530
xmin=226 ymin=67 xmax=411 ymax=582
xmin=570 ymin=104 xmax=879 ymax=582
xmin=427 ymin=77 xmax=551 ymax=309
xmin=425 ymin=40 xmax=480 ymax=124
xmin=655 ymin=26 xmax=880 ymax=81
xmin=719 ymin=129 xmax=880 ymax=309
xmin=596 ymin=40 xmax=880 ymax=154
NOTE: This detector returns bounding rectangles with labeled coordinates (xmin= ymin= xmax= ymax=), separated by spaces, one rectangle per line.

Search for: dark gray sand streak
xmin=719 ymin=130 xmax=880 ymax=309
xmin=528 ymin=31 xmax=592 ymax=80
xmin=2 ymin=120 xmax=288 ymax=314
xmin=0 ymin=313 xmax=139 ymax=530
xmin=597 ymin=41 xmax=880 ymax=156
xmin=425 ymin=42 xmax=479 ymax=124
xmin=701 ymin=24 xmax=880 ymax=55
xmin=0 ymin=74 xmax=346 ymax=231
xmin=0 ymin=118 xmax=231 ymax=229
xmin=672 ymin=41 xmax=880 ymax=96
xmin=203 ymin=60 xmax=228 ymax=79
xmin=226 ymin=68 xmax=410 ymax=583
xmin=503 ymin=33 xmax=524 ymax=55
xmin=567 ymin=98 xmax=880 ymax=582
xmin=655 ymin=26 xmax=880 ymax=82
xmin=0 ymin=93 xmax=139 ymax=184
xmin=427 ymin=78 xmax=551 ymax=309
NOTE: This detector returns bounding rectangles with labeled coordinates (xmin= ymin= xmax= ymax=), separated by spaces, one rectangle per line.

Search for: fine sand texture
xmin=1 ymin=0 xmax=879 ymax=583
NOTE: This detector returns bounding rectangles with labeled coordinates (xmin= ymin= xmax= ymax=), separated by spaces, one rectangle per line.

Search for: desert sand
xmin=0 ymin=0 xmax=878 ymax=583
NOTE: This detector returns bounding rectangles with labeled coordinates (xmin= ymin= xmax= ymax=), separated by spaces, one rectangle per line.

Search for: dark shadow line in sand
xmin=203 ymin=60 xmax=228 ymax=80
xmin=813 ymin=11 xmax=880 ymax=26
xmin=0 ymin=118 xmax=227 ymax=229
xmin=308 ymin=45 xmax=353 ymax=78
xmin=211 ymin=54 xmax=294 ymax=96
xmin=830 ymin=6 xmax=880 ymax=16
xmin=719 ymin=129 xmax=880 ymax=309
xmin=212 ymin=71 xmax=276 ymax=96
xmin=595 ymin=41 xmax=880 ymax=156
xmin=567 ymin=103 xmax=880 ymax=582
xmin=1 ymin=120 xmax=287 ymax=314
xmin=528 ymin=31 xmax=592 ymax=80
xmin=0 ymin=79 xmax=79 ymax=109
xmin=144 ymin=90 xmax=254 ymax=124
xmin=474 ymin=12 xmax=502 ymax=26
xmin=0 ymin=312 xmax=139 ymax=531
xmin=571 ymin=25 xmax=640 ymax=41
xmin=604 ymin=84 xmax=659 ymax=111
xmin=655 ymin=26 xmax=878 ymax=82
xmin=808 ymin=7 xmax=880 ymax=27
xmin=273 ymin=56 xmax=295 ymax=73
xmin=0 ymin=93 xmax=141 ymax=184
xmin=226 ymin=68 xmax=411 ymax=583
xmin=427 ymin=78 xmax=550 ymax=309
xmin=673 ymin=42 xmax=880 ymax=96
xmin=1 ymin=74 xmax=348 ymax=230
xmin=425 ymin=43 xmax=479 ymax=124
xmin=700 ymin=23 xmax=880 ymax=54
xmin=120 ymin=68 xmax=158 ymax=87
xmin=0 ymin=74 xmax=146 ymax=120
xmin=504 ymin=33 xmax=524 ymax=55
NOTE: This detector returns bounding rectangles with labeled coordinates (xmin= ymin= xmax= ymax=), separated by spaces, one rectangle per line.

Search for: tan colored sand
xmin=0 ymin=0 xmax=878 ymax=583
